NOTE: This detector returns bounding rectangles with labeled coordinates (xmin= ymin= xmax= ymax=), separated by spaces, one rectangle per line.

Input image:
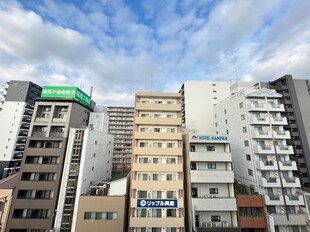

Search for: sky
xmin=0 ymin=0 xmax=310 ymax=106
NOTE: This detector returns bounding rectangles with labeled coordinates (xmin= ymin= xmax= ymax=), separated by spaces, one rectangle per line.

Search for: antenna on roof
xmin=90 ymin=86 xmax=93 ymax=98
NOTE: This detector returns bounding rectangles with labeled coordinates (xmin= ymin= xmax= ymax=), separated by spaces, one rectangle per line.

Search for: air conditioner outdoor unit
xmin=207 ymin=222 xmax=212 ymax=227
xmin=202 ymin=222 xmax=207 ymax=227
xmin=222 ymin=221 xmax=229 ymax=227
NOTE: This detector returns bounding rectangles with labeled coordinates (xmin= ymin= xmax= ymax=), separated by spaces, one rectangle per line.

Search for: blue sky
xmin=0 ymin=0 xmax=310 ymax=106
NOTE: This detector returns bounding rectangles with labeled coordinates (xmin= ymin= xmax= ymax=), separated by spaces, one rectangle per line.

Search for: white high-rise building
xmin=183 ymin=133 xmax=238 ymax=232
xmin=179 ymin=81 xmax=233 ymax=133
xmin=0 ymin=81 xmax=41 ymax=178
xmin=214 ymin=87 xmax=307 ymax=232
xmin=54 ymin=109 xmax=114 ymax=231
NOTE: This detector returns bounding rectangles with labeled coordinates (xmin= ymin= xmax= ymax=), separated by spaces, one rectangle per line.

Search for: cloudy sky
xmin=0 ymin=0 xmax=310 ymax=106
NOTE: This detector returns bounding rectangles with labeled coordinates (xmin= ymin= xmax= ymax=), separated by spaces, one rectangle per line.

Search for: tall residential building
xmin=179 ymin=81 xmax=233 ymax=133
xmin=268 ymin=75 xmax=310 ymax=188
xmin=183 ymin=133 xmax=238 ymax=231
xmin=214 ymin=87 xmax=307 ymax=232
xmin=0 ymin=81 xmax=42 ymax=178
xmin=107 ymin=107 xmax=134 ymax=174
xmin=54 ymin=110 xmax=114 ymax=232
xmin=6 ymin=86 xmax=94 ymax=231
xmin=129 ymin=92 xmax=185 ymax=232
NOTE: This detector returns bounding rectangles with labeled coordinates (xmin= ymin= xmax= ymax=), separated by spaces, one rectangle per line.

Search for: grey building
xmin=268 ymin=75 xmax=310 ymax=189
xmin=107 ymin=107 xmax=134 ymax=174
xmin=6 ymin=87 xmax=94 ymax=231
xmin=0 ymin=81 xmax=42 ymax=179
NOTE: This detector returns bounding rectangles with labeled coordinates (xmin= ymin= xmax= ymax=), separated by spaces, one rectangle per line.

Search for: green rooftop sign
xmin=41 ymin=86 xmax=91 ymax=107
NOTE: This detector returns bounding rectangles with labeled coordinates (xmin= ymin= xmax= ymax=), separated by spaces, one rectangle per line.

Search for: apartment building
xmin=107 ymin=107 xmax=134 ymax=174
xmin=54 ymin=110 xmax=114 ymax=231
xmin=129 ymin=92 xmax=185 ymax=232
xmin=268 ymin=75 xmax=310 ymax=188
xmin=183 ymin=133 xmax=238 ymax=231
xmin=0 ymin=81 xmax=42 ymax=178
xmin=214 ymin=87 xmax=307 ymax=232
xmin=179 ymin=81 xmax=234 ymax=133
xmin=6 ymin=86 xmax=94 ymax=231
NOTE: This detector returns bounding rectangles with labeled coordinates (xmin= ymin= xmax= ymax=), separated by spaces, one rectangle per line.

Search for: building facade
xmin=107 ymin=107 xmax=134 ymax=174
xmin=6 ymin=86 xmax=93 ymax=231
xmin=54 ymin=110 xmax=114 ymax=231
xmin=268 ymin=75 xmax=310 ymax=189
xmin=0 ymin=81 xmax=42 ymax=178
xmin=214 ymin=87 xmax=307 ymax=232
xmin=129 ymin=92 xmax=185 ymax=232
xmin=183 ymin=133 xmax=238 ymax=231
xmin=179 ymin=81 xmax=233 ymax=133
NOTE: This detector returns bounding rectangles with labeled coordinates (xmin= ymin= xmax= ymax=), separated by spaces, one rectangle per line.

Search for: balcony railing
xmin=32 ymin=131 xmax=46 ymax=137
xmin=50 ymin=132 xmax=64 ymax=137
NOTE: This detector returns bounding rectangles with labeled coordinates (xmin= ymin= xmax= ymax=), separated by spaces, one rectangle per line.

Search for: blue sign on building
xmin=137 ymin=199 xmax=178 ymax=208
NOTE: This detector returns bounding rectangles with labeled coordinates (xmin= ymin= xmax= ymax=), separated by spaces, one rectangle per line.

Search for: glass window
xmin=211 ymin=215 xmax=221 ymax=222
xmin=209 ymin=188 xmax=218 ymax=194
xmin=248 ymin=169 xmax=253 ymax=176
xmin=241 ymin=114 xmax=245 ymax=120
xmin=207 ymin=146 xmax=215 ymax=151
xmin=242 ymin=127 xmax=247 ymax=133
xmin=244 ymin=140 xmax=249 ymax=146
xmin=246 ymin=154 xmax=251 ymax=161
xmin=208 ymin=163 xmax=216 ymax=169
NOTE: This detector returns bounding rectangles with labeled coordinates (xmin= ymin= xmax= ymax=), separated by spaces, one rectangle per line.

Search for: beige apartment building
xmin=129 ymin=92 xmax=185 ymax=232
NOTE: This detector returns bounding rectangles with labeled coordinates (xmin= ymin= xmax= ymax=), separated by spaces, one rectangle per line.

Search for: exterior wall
xmin=0 ymin=189 xmax=13 ymax=232
xmin=107 ymin=107 xmax=134 ymax=174
xmin=54 ymin=126 xmax=114 ymax=231
xmin=214 ymin=87 xmax=307 ymax=231
xmin=129 ymin=92 xmax=185 ymax=232
xmin=75 ymin=196 xmax=126 ymax=232
xmin=109 ymin=178 xmax=128 ymax=196
xmin=236 ymin=195 xmax=268 ymax=232
xmin=6 ymin=99 xmax=92 ymax=231
xmin=184 ymin=134 xmax=238 ymax=231
xmin=180 ymin=81 xmax=232 ymax=134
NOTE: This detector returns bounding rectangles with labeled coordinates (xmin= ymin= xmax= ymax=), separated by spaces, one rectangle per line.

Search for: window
xmin=137 ymin=191 xmax=147 ymax=198
xmin=212 ymin=84 xmax=216 ymax=86
xmin=167 ymin=158 xmax=176 ymax=164
xmin=244 ymin=140 xmax=249 ymax=146
xmin=167 ymin=191 xmax=176 ymax=198
xmin=137 ymin=173 xmax=148 ymax=180
xmin=209 ymin=188 xmax=218 ymax=194
xmin=241 ymin=114 xmax=245 ymax=120
xmin=248 ymin=169 xmax=253 ymax=176
xmin=239 ymin=102 xmax=244 ymax=108
xmin=152 ymin=191 xmax=162 ymax=199
xmin=246 ymin=154 xmax=251 ymax=161
xmin=166 ymin=174 xmax=177 ymax=181
xmin=225 ymin=119 xmax=228 ymax=124
xmin=153 ymin=158 xmax=162 ymax=164
xmin=139 ymin=157 xmax=148 ymax=163
xmin=214 ymin=114 xmax=217 ymax=118
xmin=207 ymin=146 xmax=215 ymax=151
xmin=152 ymin=209 xmax=162 ymax=218
xmin=152 ymin=174 xmax=162 ymax=181
xmin=208 ymin=162 xmax=216 ymax=169
xmin=137 ymin=209 xmax=147 ymax=217
xmin=213 ymin=97 xmax=217 ymax=100
xmin=84 ymin=212 xmax=117 ymax=220
xmin=167 ymin=209 xmax=177 ymax=217
xmin=226 ymin=130 xmax=229 ymax=135
xmin=211 ymin=215 xmax=221 ymax=222
xmin=154 ymin=128 xmax=161 ymax=132
xmin=215 ymin=122 xmax=217 ymax=127
xmin=213 ymin=90 xmax=217 ymax=93
xmin=166 ymin=143 xmax=176 ymax=148
xmin=242 ymin=127 xmax=247 ymax=133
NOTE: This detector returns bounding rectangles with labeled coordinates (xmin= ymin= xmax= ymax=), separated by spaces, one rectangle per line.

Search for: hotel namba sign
xmin=191 ymin=135 xmax=228 ymax=141
xmin=41 ymin=86 xmax=91 ymax=107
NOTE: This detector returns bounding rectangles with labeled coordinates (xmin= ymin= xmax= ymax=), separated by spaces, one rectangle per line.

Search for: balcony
xmin=247 ymin=102 xmax=267 ymax=111
xmin=270 ymin=116 xmax=288 ymax=125
xmin=270 ymin=213 xmax=307 ymax=226
xmin=273 ymin=130 xmax=290 ymax=139
xmin=132 ymin=163 xmax=182 ymax=172
xmin=190 ymin=152 xmax=232 ymax=162
xmin=131 ymin=180 xmax=183 ymax=190
xmin=264 ymin=195 xmax=284 ymax=205
xmin=251 ymin=129 xmax=272 ymax=139
xmin=253 ymin=145 xmax=274 ymax=154
xmin=285 ymin=194 xmax=304 ymax=205
xmin=268 ymin=103 xmax=285 ymax=112
xmin=49 ymin=132 xmax=64 ymax=138
xmin=279 ymin=161 xmax=297 ymax=170
xmin=35 ymin=118 xmax=49 ymax=123
xmin=238 ymin=216 xmax=267 ymax=229
xmin=191 ymin=170 xmax=234 ymax=183
xmin=52 ymin=118 xmax=67 ymax=123
xmin=31 ymin=131 xmax=46 ymax=137
xmin=258 ymin=177 xmax=280 ymax=187
xmin=255 ymin=160 xmax=277 ymax=170
xmin=192 ymin=198 xmax=237 ymax=211
xmin=282 ymin=177 xmax=301 ymax=188
xmin=276 ymin=145 xmax=294 ymax=154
